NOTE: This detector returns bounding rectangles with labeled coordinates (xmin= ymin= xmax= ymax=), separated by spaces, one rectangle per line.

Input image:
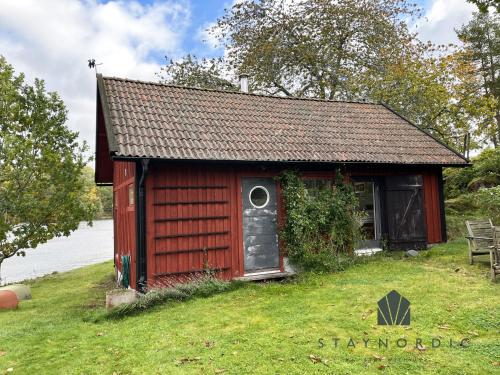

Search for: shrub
xmin=445 ymin=186 xmax=500 ymax=239
xmin=444 ymin=148 xmax=500 ymax=199
xmin=105 ymin=277 xmax=242 ymax=319
xmin=278 ymin=170 xmax=362 ymax=272
xmin=444 ymin=148 xmax=500 ymax=239
xmin=472 ymin=186 xmax=500 ymax=222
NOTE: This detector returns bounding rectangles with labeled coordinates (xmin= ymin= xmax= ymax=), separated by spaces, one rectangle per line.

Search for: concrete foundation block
xmin=106 ymin=289 xmax=137 ymax=311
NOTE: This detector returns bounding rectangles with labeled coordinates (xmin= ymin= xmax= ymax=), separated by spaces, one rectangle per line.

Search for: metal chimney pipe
xmin=239 ymin=74 xmax=249 ymax=93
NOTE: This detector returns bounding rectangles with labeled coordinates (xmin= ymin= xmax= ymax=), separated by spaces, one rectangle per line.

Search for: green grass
xmin=0 ymin=240 xmax=498 ymax=374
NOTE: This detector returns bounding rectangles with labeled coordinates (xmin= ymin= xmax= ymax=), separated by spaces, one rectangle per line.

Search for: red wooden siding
xmin=132 ymin=162 xmax=445 ymax=288
xmin=113 ymin=161 xmax=137 ymax=287
xmin=95 ymin=98 xmax=113 ymax=184
xmin=145 ymin=164 xmax=239 ymax=287
xmin=423 ymin=172 xmax=442 ymax=244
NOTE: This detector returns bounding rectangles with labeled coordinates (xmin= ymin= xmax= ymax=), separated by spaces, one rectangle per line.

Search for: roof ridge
xmin=100 ymin=74 xmax=378 ymax=105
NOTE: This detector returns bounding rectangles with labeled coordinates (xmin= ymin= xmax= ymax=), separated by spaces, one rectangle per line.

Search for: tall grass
xmin=105 ymin=277 xmax=243 ymax=319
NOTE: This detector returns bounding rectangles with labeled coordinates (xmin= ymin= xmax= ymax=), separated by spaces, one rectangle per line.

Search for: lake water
xmin=0 ymin=220 xmax=114 ymax=285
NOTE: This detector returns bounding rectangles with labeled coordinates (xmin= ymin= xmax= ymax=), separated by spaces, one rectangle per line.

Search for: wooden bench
xmin=465 ymin=219 xmax=494 ymax=265
xmin=491 ymin=226 xmax=500 ymax=282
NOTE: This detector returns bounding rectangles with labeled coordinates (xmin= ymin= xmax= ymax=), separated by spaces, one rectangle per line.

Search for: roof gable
xmin=96 ymin=75 xmax=467 ymax=166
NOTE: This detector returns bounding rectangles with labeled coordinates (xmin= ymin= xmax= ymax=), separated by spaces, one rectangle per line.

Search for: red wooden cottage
xmin=94 ymin=74 xmax=468 ymax=291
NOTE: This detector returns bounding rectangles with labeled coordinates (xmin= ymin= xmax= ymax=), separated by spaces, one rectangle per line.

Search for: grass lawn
xmin=0 ymin=240 xmax=498 ymax=374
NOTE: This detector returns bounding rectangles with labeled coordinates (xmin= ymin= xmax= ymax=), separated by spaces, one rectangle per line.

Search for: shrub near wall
xmin=278 ymin=170 xmax=362 ymax=272
xmin=444 ymin=148 xmax=500 ymax=238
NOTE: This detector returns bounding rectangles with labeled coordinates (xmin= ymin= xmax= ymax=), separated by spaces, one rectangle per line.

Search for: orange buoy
xmin=0 ymin=290 xmax=18 ymax=310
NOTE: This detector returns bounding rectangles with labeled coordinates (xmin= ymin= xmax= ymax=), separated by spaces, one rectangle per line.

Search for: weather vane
xmin=88 ymin=59 xmax=103 ymax=73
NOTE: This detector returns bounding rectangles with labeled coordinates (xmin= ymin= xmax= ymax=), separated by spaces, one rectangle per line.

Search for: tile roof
xmin=97 ymin=75 xmax=468 ymax=165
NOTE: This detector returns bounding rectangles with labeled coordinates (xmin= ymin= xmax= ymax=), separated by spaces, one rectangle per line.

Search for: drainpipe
xmin=136 ymin=159 xmax=149 ymax=292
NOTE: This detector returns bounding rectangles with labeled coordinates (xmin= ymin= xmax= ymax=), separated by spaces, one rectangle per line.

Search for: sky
xmin=0 ymin=0 xmax=478 ymax=155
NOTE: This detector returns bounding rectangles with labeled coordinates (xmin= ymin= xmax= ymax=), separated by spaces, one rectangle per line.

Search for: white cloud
xmin=196 ymin=22 xmax=221 ymax=53
xmin=415 ymin=0 xmax=476 ymax=45
xmin=0 ymin=0 xmax=191 ymax=155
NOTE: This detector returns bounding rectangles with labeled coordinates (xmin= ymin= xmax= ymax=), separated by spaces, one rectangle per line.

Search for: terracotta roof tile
xmin=98 ymin=75 xmax=467 ymax=165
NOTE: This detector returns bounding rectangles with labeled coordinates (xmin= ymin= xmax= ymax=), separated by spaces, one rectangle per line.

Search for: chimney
xmin=239 ymin=73 xmax=249 ymax=93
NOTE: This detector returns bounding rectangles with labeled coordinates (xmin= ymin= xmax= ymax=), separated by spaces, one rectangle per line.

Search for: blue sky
xmin=0 ymin=0 xmax=477 ymax=151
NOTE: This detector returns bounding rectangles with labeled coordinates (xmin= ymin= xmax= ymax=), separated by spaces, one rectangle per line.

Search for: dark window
xmin=304 ymin=179 xmax=333 ymax=199
xmin=249 ymin=186 xmax=269 ymax=208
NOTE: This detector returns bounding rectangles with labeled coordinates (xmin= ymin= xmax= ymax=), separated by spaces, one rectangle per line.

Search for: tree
xmin=0 ymin=56 xmax=96 ymax=279
xmin=158 ymin=55 xmax=236 ymax=91
xmin=159 ymin=0 xmax=496 ymax=149
xmin=81 ymin=166 xmax=104 ymax=218
xmin=98 ymin=185 xmax=113 ymax=218
xmin=367 ymin=44 xmax=497 ymax=149
xmin=467 ymin=0 xmax=500 ymax=14
xmin=457 ymin=12 xmax=500 ymax=146
xmin=161 ymin=0 xmax=420 ymax=99
xmin=211 ymin=0 xmax=420 ymax=100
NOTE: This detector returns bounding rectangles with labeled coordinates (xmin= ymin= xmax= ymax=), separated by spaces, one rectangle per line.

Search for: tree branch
xmin=272 ymin=80 xmax=294 ymax=97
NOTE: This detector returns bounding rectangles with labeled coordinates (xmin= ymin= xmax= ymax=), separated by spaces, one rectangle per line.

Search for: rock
xmin=0 ymin=284 xmax=31 ymax=300
xmin=406 ymin=250 xmax=419 ymax=257
xmin=105 ymin=289 xmax=137 ymax=311
xmin=0 ymin=290 xmax=18 ymax=310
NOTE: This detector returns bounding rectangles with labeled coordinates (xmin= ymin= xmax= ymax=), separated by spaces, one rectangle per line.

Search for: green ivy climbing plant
xmin=278 ymin=170 xmax=362 ymax=272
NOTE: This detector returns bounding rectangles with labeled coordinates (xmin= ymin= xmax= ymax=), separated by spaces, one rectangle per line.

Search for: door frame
xmin=350 ymin=176 xmax=385 ymax=249
xmin=236 ymin=171 xmax=284 ymax=276
xmin=384 ymin=174 xmax=427 ymax=250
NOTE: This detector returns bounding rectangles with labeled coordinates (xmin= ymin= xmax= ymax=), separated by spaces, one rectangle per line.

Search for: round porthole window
xmin=249 ymin=186 xmax=270 ymax=208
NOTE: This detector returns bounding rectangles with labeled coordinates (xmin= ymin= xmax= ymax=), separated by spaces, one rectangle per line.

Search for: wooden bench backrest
xmin=493 ymin=226 xmax=500 ymax=264
xmin=466 ymin=219 xmax=494 ymax=251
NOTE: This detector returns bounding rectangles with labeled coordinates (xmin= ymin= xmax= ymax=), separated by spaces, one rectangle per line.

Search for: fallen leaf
xmin=96 ymin=332 xmax=104 ymax=337
xmin=492 ymin=361 xmax=500 ymax=366
xmin=362 ymin=309 xmax=374 ymax=320
xmin=378 ymin=364 xmax=387 ymax=370
xmin=468 ymin=331 xmax=479 ymax=337
xmin=176 ymin=357 xmax=201 ymax=365
xmin=215 ymin=369 xmax=225 ymax=374
xmin=204 ymin=340 xmax=215 ymax=348
xmin=0 ymin=351 xmax=5 ymax=357
xmin=373 ymin=354 xmax=385 ymax=361
xmin=438 ymin=324 xmax=450 ymax=330
xmin=308 ymin=354 xmax=322 ymax=364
